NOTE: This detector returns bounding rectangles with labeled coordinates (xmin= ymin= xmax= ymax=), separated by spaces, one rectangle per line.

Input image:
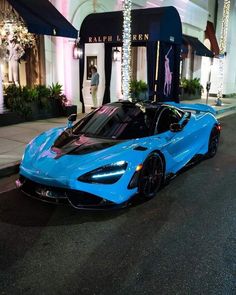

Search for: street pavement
xmin=0 ymin=112 xmax=236 ymax=294
xmin=0 ymin=97 xmax=236 ymax=178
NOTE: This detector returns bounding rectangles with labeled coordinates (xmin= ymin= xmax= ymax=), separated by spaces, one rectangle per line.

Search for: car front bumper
xmin=16 ymin=175 xmax=128 ymax=210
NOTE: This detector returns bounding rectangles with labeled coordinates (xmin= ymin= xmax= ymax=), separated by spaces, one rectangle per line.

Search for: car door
xmin=154 ymin=106 xmax=193 ymax=173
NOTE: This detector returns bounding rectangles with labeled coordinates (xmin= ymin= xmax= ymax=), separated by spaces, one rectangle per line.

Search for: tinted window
xmin=72 ymin=104 xmax=156 ymax=139
xmin=156 ymin=107 xmax=183 ymax=134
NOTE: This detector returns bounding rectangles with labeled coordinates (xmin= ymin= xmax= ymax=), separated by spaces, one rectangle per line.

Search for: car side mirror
xmin=67 ymin=113 xmax=77 ymax=128
xmin=170 ymin=123 xmax=182 ymax=132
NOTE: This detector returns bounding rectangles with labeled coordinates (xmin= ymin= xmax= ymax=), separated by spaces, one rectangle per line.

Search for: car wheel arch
xmin=149 ymin=149 xmax=166 ymax=175
xmin=207 ymin=124 xmax=220 ymax=158
xmin=138 ymin=149 xmax=165 ymax=199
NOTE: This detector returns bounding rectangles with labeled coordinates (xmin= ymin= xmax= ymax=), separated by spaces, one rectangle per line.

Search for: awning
xmin=7 ymin=0 xmax=78 ymax=38
xmin=80 ymin=7 xmax=182 ymax=44
xmin=205 ymin=21 xmax=220 ymax=56
xmin=183 ymin=35 xmax=214 ymax=58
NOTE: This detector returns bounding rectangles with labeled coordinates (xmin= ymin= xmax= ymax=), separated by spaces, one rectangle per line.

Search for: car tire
xmin=138 ymin=152 xmax=164 ymax=199
xmin=207 ymin=127 xmax=220 ymax=158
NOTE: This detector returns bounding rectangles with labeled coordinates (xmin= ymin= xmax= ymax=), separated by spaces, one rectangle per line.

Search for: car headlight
xmin=78 ymin=161 xmax=128 ymax=184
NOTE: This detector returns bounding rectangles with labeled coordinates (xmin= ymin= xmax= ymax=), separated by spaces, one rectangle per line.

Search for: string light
xmin=122 ymin=0 xmax=132 ymax=101
xmin=216 ymin=0 xmax=230 ymax=106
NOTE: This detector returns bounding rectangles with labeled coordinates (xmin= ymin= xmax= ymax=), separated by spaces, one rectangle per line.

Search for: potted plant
xmin=3 ymin=83 xmax=67 ymax=122
xmin=49 ymin=82 xmax=69 ymax=115
xmin=4 ymin=85 xmax=33 ymax=118
xmin=130 ymin=80 xmax=148 ymax=101
xmin=180 ymin=78 xmax=203 ymax=100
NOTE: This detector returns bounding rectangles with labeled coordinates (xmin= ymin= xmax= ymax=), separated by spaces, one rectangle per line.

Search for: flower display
xmin=0 ymin=8 xmax=36 ymax=60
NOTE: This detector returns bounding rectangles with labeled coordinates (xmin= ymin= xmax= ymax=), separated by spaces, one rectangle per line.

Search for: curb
xmin=0 ymin=162 xmax=20 ymax=179
xmin=215 ymin=105 xmax=236 ymax=115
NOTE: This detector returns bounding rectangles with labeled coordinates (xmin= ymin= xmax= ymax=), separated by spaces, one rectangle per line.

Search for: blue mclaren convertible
xmin=16 ymin=100 xmax=221 ymax=209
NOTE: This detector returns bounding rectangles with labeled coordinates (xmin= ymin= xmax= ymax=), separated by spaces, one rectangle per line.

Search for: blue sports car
xmin=16 ymin=100 xmax=221 ymax=209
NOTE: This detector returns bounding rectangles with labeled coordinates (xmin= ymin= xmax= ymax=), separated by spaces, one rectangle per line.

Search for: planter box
xmin=0 ymin=111 xmax=25 ymax=127
xmin=180 ymin=89 xmax=202 ymax=101
xmin=27 ymin=100 xmax=62 ymax=120
xmin=131 ymin=91 xmax=148 ymax=101
xmin=138 ymin=91 xmax=148 ymax=101
xmin=0 ymin=100 xmax=63 ymax=127
xmin=63 ymin=105 xmax=77 ymax=117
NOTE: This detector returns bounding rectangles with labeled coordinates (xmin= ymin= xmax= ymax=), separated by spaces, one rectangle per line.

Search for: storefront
xmin=79 ymin=6 xmax=182 ymax=112
xmin=0 ymin=0 xmax=77 ymax=114
xmin=0 ymin=0 xmax=78 ymax=117
xmin=1 ymin=0 xmax=224 ymax=118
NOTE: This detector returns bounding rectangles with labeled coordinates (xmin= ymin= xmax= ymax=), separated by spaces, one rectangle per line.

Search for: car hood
xmin=20 ymin=128 xmax=143 ymax=185
xmin=51 ymin=130 xmax=121 ymax=157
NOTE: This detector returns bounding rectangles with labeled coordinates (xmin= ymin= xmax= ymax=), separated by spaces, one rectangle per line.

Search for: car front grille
xmin=18 ymin=175 xmax=116 ymax=209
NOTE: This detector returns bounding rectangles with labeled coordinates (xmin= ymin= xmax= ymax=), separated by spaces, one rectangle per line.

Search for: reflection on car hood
xmin=52 ymin=131 xmax=122 ymax=158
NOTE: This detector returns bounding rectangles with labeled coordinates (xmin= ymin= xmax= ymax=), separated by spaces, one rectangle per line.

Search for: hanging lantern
xmin=73 ymin=41 xmax=83 ymax=59
xmin=113 ymin=47 xmax=121 ymax=62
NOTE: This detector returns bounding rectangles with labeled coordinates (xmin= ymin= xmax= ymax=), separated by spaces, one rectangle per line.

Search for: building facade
xmin=2 ymin=0 xmax=236 ymax=113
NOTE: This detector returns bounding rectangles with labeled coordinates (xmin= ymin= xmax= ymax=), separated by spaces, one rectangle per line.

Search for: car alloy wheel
xmin=138 ymin=152 xmax=164 ymax=199
xmin=207 ymin=127 xmax=219 ymax=158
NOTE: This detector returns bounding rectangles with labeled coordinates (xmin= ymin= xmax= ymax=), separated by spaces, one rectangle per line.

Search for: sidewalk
xmin=184 ymin=96 xmax=236 ymax=116
xmin=0 ymin=97 xmax=236 ymax=178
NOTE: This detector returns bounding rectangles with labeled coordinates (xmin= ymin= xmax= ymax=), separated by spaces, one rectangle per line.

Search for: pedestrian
xmin=90 ymin=66 xmax=99 ymax=108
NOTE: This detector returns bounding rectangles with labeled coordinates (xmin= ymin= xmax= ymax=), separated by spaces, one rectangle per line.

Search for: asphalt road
xmin=0 ymin=113 xmax=236 ymax=295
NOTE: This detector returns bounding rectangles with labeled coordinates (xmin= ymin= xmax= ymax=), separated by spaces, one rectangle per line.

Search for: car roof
xmin=106 ymin=100 xmax=165 ymax=112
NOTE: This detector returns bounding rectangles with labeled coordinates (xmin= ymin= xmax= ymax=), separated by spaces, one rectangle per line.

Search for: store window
xmin=0 ymin=0 xmax=45 ymax=88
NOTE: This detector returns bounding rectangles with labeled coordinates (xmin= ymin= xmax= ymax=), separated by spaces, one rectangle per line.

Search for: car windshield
xmin=72 ymin=104 xmax=156 ymax=140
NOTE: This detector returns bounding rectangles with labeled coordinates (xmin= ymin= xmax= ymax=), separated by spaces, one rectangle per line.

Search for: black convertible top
xmin=108 ymin=100 xmax=164 ymax=112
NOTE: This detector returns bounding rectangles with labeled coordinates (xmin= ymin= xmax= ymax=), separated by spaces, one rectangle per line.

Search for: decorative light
xmin=216 ymin=0 xmax=230 ymax=106
xmin=0 ymin=8 xmax=36 ymax=60
xmin=73 ymin=40 xmax=83 ymax=59
xmin=122 ymin=0 xmax=132 ymax=101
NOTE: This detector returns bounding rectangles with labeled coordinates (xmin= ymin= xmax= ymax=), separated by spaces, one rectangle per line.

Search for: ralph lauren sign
xmin=87 ymin=34 xmax=149 ymax=43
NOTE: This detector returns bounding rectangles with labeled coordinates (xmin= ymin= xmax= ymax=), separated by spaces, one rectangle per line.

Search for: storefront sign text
xmin=88 ymin=34 xmax=149 ymax=43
